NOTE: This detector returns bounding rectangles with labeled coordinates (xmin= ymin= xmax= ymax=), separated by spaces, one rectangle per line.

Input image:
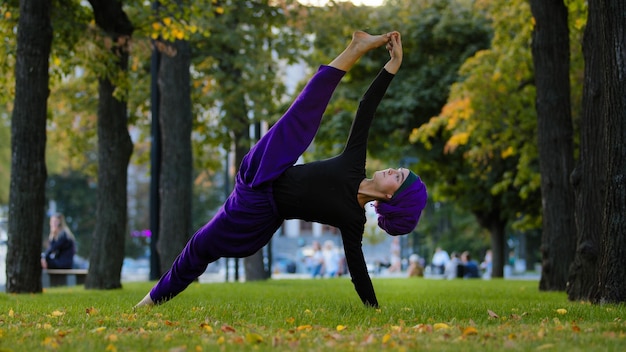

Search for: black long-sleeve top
xmin=273 ymin=68 xmax=395 ymax=307
xmin=44 ymin=231 xmax=76 ymax=269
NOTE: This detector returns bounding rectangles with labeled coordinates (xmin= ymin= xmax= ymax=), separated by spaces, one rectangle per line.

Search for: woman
xmin=41 ymin=213 xmax=76 ymax=269
xmin=136 ymin=31 xmax=427 ymax=309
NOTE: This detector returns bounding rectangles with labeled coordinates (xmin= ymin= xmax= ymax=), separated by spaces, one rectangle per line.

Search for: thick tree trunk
xmin=589 ymin=0 xmax=626 ymax=304
xmin=157 ymin=39 xmax=193 ymax=272
xmin=530 ymin=0 xmax=576 ymax=291
xmin=567 ymin=0 xmax=608 ymax=301
xmin=6 ymin=0 xmax=52 ymax=293
xmin=86 ymin=70 xmax=133 ymax=289
xmin=85 ymin=0 xmax=134 ymax=289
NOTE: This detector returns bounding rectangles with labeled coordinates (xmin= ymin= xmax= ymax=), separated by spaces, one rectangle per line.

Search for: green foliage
xmin=412 ymin=0 xmax=539 ymax=231
xmin=1 ymin=279 xmax=625 ymax=351
xmin=301 ymin=0 xmax=493 ymax=163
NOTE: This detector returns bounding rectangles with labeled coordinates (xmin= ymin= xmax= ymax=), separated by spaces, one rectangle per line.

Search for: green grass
xmin=1 ymin=278 xmax=625 ymax=351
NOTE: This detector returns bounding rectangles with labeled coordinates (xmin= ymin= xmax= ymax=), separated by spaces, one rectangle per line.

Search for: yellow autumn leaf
xmin=382 ymin=333 xmax=391 ymax=344
xmin=163 ymin=17 xmax=172 ymax=26
xmin=51 ymin=310 xmax=65 ymax=317
xmin=463 ymin=326 xmax=478 ymax=336
xmin=296 ymin=325 xmax=312 ymax=331
xmin=433 ymin=323 xmax=450 ymax=331
xmin=169 ymin=28 xmax=181 ymax=40
xmin=8 ymin=309 xmax=14 ymax=318
xmin=216 ymin=336 xmax=225 ymax=344
xmin=245 ymin=332 xmax=263 ymax=344
xmin=285 ymin=317 xmax=295 ymax=324
xmin=336 ymin=325 xmax=346 ymax=332
xmin=215 ymin=7 xmax=224 ymax=15
xmin=556 ymin=308 xmax=567 ymax=315
xmin=304 ymin=309 xmax=312 ymax=314
xmin=93 ymin=327 xmax=107 ymax=333
xmin=152 ymin=22 xmax=162 ymax=31
xmin=151 ymin=32 xmax=159 ymax=40
xmin=105 ymin=343 xmax=117 ymax=352
xmin=200 ymin=323 xmax=213 ymax=333
xmin=42 ymin=337 xmax=59 ymax=349
xmin=106 ymin=334 xmax=118 ymax=342
xmin=501 ymin=146 xmax=514 ymax=158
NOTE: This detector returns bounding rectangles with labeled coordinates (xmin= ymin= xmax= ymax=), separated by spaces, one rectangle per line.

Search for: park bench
xmin=42 ymin=268 xmax=88 ymax=287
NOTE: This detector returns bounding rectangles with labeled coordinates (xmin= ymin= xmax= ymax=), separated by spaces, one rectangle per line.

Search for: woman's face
xmin=373 ymin=167 xmax=410 ymax=197
xmin=50 ymin=216 xmax=61 ymax=231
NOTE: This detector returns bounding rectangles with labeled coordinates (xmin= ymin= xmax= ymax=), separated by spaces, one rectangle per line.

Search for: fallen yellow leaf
xmin=336 ymin=325 xmax=346 ymax=332
xmin=245 ymin=332 xmax=263 ymax=344
xmin=463 ymin=326 xmax=478 ymax=336
xmin=42 ymin=337 xmax=59 ymax=349
xmin=51 ymin=310 xmax=65 ymax=317
xmin=200 ymin=323 xmax=213 ymax=333
xmin=296 ymin=325 xmax=312 ymax=331
xmin=8 ymin=309 xmax=14 ymax=318
xmin=556 ymin=308 xmax=568 ymax=315
xmin=434 ymin=323 xmax=450 ymax=331
xmin=382 ymin=333 xmax=391 ymax=344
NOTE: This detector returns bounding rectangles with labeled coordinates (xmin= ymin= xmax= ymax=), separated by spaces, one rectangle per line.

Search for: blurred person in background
xmin=41 ymin=213 xmax=76 ymax=269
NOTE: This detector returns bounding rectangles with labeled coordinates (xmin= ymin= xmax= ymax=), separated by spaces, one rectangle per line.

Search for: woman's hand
xmin=384 ymin=31 xmax=402 ymax=74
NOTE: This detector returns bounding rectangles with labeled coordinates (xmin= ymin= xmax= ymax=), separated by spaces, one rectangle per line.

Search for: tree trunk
xmin=566 ymin=0 xmax=608 ymax=301
xmin=529 ymin=0 xmax=577 ymax=291
xmin=157 ymin=39 xmax=193 ymax=273
xmin=6 ymin=0 xmax=52 ymax=293
xmin=85 ymin=0 xmax=134 ymax=289
xmin=588 ymin=0 xmax=626 ymax=304
xmin=475 ymin=210 xmax=506 ymax=278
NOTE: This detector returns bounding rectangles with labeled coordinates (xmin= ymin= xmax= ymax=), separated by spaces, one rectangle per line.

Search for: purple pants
xmin=150 ymin=66 xmax=346 ymax=303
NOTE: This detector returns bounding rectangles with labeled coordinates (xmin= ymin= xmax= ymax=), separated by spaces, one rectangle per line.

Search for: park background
xmin=0 ymin=0 xmax=624 ymax=305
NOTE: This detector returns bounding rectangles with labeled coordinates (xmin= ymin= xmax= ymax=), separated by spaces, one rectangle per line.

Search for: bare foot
xmin=328 ymin=30 xmax=396 ymax=71
xmin=350 ymin=31 xmax=393 ymax=55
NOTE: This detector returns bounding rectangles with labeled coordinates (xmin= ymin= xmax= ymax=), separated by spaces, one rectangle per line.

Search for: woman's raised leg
xmin=241 ymin=31 xmax=392 ymax=188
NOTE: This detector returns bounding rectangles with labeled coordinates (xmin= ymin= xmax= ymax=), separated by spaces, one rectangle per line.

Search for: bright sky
xmin=299 ymin=0 xmax=384 ymax=7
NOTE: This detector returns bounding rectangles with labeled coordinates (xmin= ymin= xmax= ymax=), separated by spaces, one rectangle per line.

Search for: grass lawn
xmin=1 ymin=277 xmax=624 ymax=351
